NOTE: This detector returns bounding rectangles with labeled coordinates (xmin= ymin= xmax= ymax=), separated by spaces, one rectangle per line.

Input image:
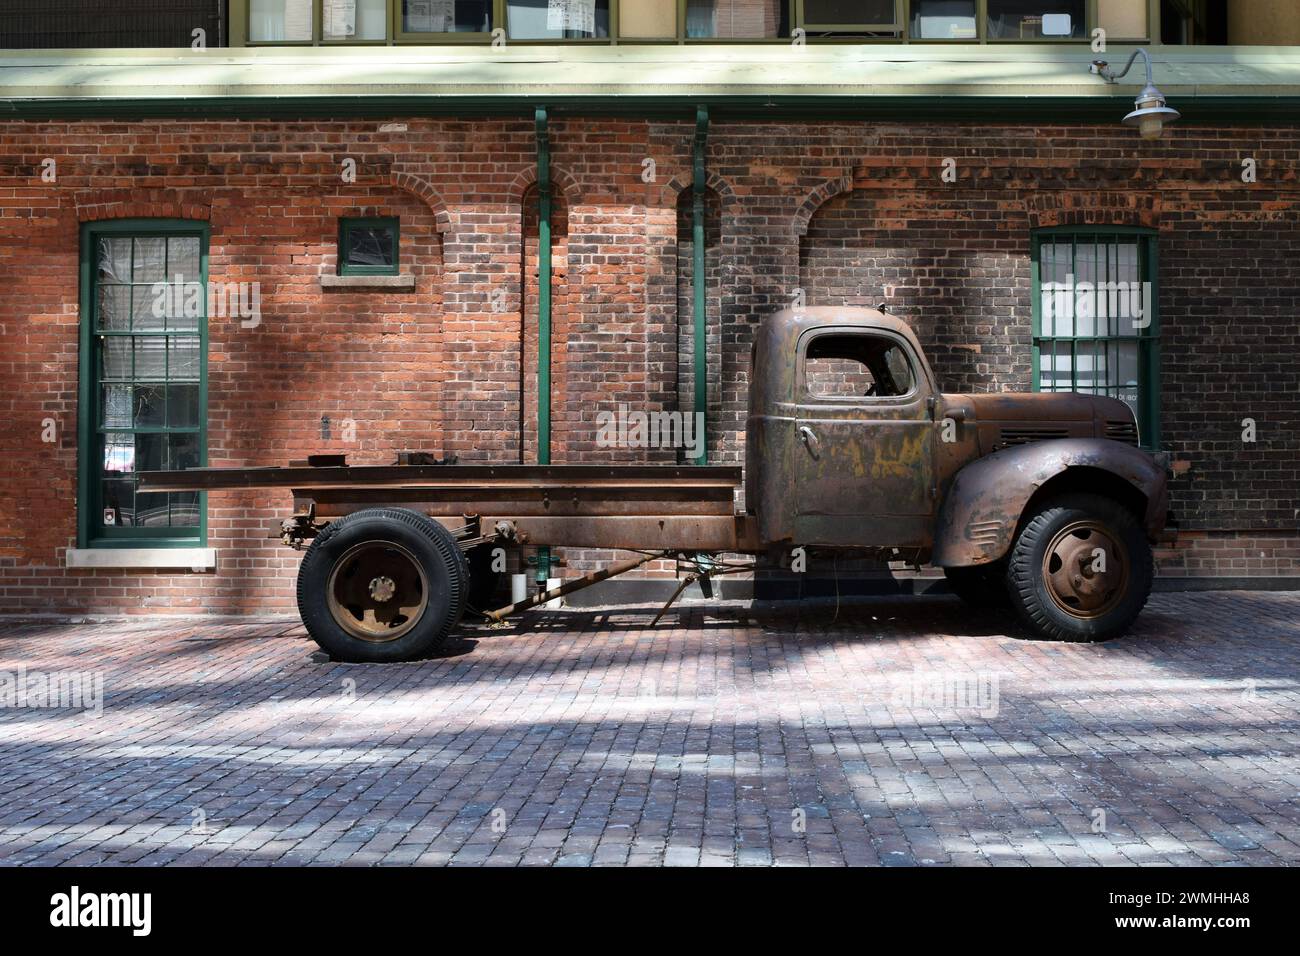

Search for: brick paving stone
xmin=0 ymin=591 xmax=1297 ymax=866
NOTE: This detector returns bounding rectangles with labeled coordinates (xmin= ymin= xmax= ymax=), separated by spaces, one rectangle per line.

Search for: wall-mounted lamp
xmin=1090 ymin=48 xmax=1180 ymax=140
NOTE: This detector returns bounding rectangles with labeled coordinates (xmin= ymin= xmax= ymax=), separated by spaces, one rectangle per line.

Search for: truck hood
xmin=942 ymin=391 xmax=1140 ymax=450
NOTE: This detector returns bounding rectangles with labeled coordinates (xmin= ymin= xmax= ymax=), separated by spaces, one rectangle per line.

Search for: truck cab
xmin=746 ymin=307 xmax=1168 ymax=642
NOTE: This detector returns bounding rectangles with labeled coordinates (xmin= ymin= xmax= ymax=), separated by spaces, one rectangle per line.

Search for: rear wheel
xmin=1006 ymin=493 xmax=1152 ymax=642
xmin=943 ymin=561 xmax=1010 ymax=608
xmin=297 ymin=508 xmax=467 ymax=662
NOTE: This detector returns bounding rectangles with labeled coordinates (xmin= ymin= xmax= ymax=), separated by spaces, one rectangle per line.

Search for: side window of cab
xmin=802 ymin=332 xmax=916 ymax=400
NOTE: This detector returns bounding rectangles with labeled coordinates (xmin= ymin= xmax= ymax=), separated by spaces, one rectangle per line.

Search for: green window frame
xmin=1031 ymin=225 xmax=1161 ymax=450
xmin=77 ymin=220 xmax=209 ymax=548
xmin=338 ymin=217 xmax=401 ymax=275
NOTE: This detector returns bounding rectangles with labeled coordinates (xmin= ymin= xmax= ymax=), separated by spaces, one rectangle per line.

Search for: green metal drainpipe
xmin=692 ymin=105 xmax=709 ymax=466
xmin=535 ymin=106 xmax=552 ymax=588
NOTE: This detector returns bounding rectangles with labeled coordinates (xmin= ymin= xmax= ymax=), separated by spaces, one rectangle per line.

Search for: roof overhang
xmin=3 ymin=44 xmax=1300 ymax=121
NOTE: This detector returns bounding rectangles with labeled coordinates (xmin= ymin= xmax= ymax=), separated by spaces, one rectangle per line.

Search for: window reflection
xmin=507 ymin=0 xmax=610 ymax=38
xmin=910 ymin=0 xmax=976 ymax=39
xmin=686 ymin=0 xmax=784 ymax=38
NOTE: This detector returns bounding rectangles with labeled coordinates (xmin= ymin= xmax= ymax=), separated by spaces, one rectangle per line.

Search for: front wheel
xmin=296 ymin=508 xmax=468 ymax=662
xmin=1006 ymin=493 xmax=1152 ymax=643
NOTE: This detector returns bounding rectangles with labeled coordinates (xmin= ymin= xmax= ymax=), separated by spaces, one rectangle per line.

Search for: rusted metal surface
xmin=481 ymin=515 xmax=749 ymax=552
xmin=931 ymin=438 xmax=1167 ymax=568
xmin=1041 ymin=518 xmax=1130 ymax=619
xmin=747 ymin=307 xmax=1164 ymax=563
xmin=746 ymin=308 xmax=943 ymax=548
xmin=299 ymin=485 xmax=735 ymax=520
xmin=138 ymin=463 xmax=743 ymax=493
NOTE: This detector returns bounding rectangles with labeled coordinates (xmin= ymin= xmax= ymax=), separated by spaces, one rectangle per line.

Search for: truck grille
xmin=998 ymin=427 xmax=1069 ymax=447
xmin=1104 ymin=420 xmax=1140 ymax=445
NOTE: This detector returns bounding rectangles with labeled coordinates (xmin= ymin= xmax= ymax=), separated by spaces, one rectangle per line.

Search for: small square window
xmin=339 ymin=218 xmax=399 ymax=275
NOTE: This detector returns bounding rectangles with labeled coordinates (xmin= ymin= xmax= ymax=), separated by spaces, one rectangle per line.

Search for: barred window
xmin=1031 ymin=227 xmax=1160 ymax=449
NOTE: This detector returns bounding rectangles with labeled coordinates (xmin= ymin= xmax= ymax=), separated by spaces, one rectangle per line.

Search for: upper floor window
xmin=249 ymin=0 xmax=315 ymax=42
xmin=909 ymin=0 xmax=976 ymax=39
xmin=506 ymin=0 xmax=610 ymax=39
xmin=236 ymin=0 xmax=1156 ymax=44
xmin=687 ymin=0 xmax=785 ymax=38
xmin=327 ymin=0 xmax=391 ymax=39
xmin=800 ymin=0 xmax=900 ymax=36
xmin=986 ymin=0 xmax=1084 ymax=38
xmin=402 ymin=0 xmax=495 ymax=36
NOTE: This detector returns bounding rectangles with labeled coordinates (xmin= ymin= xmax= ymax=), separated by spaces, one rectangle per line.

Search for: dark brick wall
xmin=0 ymin=116 xmax=1296 ymax=613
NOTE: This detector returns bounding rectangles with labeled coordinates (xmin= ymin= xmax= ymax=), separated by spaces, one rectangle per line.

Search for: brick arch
xmin=792 ymin=174 xmax=854 ymax=239
xmin=390 ymin=171 xmax=451 ymax=232
xmin=653 ymin=170 xmax=737 ymax=211
xmin=507 ymin=163 xmax=583 ymax=206
xmin=72 ymin=172 xmax=450 ymax=232
xmin=1025 ymin=191 xmax=1162 ymax=230
xmin=73 ymin=190 xmax=212 ymax=223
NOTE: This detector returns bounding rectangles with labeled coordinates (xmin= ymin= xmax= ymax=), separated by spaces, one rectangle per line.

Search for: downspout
xmin=534 ymin=106 xmax=552 ymax=587
xmin=692 ymin=105 xmax=709 ymax=465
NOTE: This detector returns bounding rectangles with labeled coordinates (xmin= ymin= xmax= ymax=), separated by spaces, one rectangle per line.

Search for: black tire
xmin=296 ymin=508 xmax=468 ymax=662
xmin=943 ymin=561 xmax=1011 ymax=608
xmin=1006 ymin=493 xmax=1152 ymax=643
xmin=466 ymin=543 xmax=504 ymax=612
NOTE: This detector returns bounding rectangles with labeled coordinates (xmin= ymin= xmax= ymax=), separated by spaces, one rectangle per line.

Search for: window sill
xmin=321 ymin=274 xmax=414 ymax=291
xmin=66 ymin=548 xmax=216 ymax=571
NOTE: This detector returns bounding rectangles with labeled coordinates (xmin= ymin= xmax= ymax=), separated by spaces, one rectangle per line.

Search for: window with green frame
xmin=78 ymin=221 xmax=208 ymax=547
xmin=1031 ymin=226 xmax=1160 ymax=449
xmin=338 ymin=217 xmax=400 ymax=275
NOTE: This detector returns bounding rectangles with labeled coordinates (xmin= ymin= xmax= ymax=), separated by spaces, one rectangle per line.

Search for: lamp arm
xmin=1092 ymin=48 xmax=1154 ymax=85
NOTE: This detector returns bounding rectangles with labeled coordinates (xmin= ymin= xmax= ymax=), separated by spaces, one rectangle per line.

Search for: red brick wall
xmin=0 ymin=116 xmax=1296 ymax=615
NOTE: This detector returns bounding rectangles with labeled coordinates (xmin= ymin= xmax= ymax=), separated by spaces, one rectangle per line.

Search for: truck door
xmin=793 ymin=328 xmax=936 ymax=548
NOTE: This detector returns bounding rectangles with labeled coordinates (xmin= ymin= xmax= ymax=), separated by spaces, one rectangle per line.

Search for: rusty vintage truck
xmin=140 ymin=307 xmax=1168 ymax=662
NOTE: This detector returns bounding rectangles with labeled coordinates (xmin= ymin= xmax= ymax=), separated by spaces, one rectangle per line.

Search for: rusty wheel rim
xmin=1041 ymin=520 xmax=1129 ymax=620
xmin=326 ymin=540 xmax=428 ymax=642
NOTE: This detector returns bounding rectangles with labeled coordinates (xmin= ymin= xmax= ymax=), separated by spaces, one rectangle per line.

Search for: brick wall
xmin=0 ymin=116 xmax=1297 ymax=614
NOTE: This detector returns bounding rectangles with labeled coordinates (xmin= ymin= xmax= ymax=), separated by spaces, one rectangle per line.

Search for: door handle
xmin=799 ymin=425 xmax=820 ymax=458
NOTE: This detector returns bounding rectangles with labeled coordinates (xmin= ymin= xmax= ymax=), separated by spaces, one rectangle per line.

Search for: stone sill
xmin=320 ymin=274 xmax=415 ymax=291
xmin=66 ymin=548 xmax=217 ymax=571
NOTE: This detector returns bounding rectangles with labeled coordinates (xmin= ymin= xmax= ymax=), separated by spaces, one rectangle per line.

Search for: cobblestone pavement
xmin=0 ymin=591 xmax=1297 ymax=867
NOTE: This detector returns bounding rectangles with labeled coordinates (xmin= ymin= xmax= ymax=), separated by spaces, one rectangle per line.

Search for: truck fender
xmin=932 ymin=438 xmax=1167 ymax=568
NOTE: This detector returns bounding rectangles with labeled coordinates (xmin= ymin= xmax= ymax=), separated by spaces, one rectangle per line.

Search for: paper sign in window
xmin=547 ymin=0 xmax=595 ymax=33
